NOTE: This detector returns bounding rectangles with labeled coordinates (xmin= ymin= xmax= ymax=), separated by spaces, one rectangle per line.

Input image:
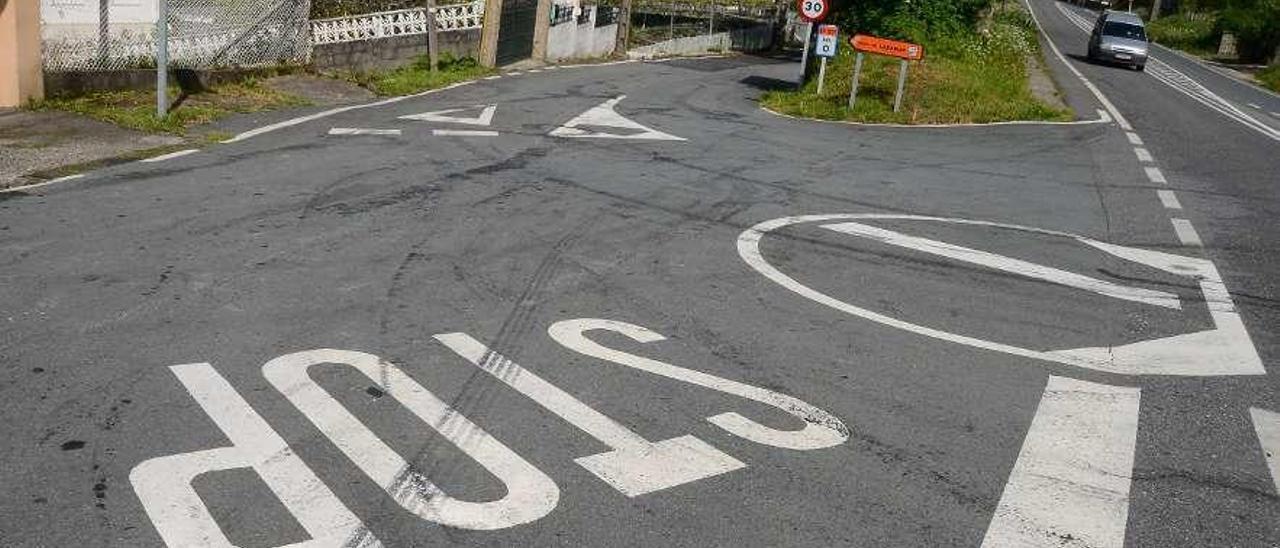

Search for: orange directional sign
xmin=850 ymin=34 xmax=925 ymax=61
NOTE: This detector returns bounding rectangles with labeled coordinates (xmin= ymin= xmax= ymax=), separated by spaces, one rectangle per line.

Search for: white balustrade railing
xmin=310 ymin=1 xmax=484 ymax=46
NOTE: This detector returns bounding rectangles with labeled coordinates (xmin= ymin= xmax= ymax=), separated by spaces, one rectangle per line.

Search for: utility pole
xmin=156 ymin=0 xmax=168 ymax=117
xmin=1150 ymin=0 xmax=1162 ymax=20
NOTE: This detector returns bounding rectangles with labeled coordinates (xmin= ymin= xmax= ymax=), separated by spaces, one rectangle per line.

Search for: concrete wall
xmin=545 ymin=5 xmax=616 ymax=62
xmin=627 ymin=23 xmax=772 ymax=59
xmin=312 ymin=29 xmax=482 ymax=73
xmin=1 ymin=0 xmax=45 ymax=106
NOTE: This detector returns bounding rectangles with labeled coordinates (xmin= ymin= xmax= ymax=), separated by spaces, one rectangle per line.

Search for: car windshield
xmin=1103 ymin=21 xmax=1147 ymax=41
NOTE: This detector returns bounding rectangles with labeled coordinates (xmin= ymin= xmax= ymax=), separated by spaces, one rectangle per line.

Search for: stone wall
xmin=312 ymin=28 xmax=481 ymax=72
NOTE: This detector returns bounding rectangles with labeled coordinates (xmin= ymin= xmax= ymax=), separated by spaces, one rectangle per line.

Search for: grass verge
xmin=30 ymin=80 xmax=310 ymax=135
xmin=1146 ymin=14 xmax=1219 ymax=58
xmin=337 ymin=55 xmax=494 ymax=97
xmin=1258 ymin=64 xmax=1280 ymax=93
xmin=761 ymin=8 xmax=1071 ymax=124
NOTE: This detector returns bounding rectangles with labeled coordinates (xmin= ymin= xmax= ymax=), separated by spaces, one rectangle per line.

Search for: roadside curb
xmin=758 ymin=104 xmax=1112 ymax=129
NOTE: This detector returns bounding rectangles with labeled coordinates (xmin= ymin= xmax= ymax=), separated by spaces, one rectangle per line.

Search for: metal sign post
xmin=848 ymin=52 xmax=864 ymax=108
xmin=893 ymin=59 xmax=908 ymax=113
xmin=847 ymin=34 xmax=925 ymax=114
xmin=797 ymin=22 xmax=813 ymax=87
xmin=156 ymin=0 xmax=168 ymax=118
xmin=795 ymin=0 xmax=827 ymax=88
xmin=813 ymin=24 xmax=838 ymax=95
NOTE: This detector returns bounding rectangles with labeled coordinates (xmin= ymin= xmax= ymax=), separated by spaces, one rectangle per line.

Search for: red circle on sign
xmin=798 ymin=0 xmax=827 ymax=22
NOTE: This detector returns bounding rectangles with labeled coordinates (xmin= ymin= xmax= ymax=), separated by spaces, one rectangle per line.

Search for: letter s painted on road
xmin=548 ymin=319 xmax=850 ymax=451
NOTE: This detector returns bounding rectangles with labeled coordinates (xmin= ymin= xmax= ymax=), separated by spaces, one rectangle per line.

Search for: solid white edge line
xmin=140 ymin=149 xmax=199 ymax=163
xmin=1 ymin=173 xmax=86 ymax=193
xmin=1125 ymin=132 xmax=1143 ymax=145
xmin=1025 ymin=0 xmax=1133 ymax=130
xmin=1144 ymin=166 xmax=1167 ymax=184
xmin=1156 ymin=189 xmax=1183 ymax=210
xmin=1151 ymin=42 xmax=1280 ymax=102
xmin=1134 ymin=148 xmax=1154 ymax=163
xmin=432 ymin=129 xmax=499 ymax=136
xmin=1170 ymin=218 xmax=1203 ymax=246
xmin=1248 ymin=103 xmax=1261 ymax=109
xmin=980 ymin=376 xmax=1139 ymax=548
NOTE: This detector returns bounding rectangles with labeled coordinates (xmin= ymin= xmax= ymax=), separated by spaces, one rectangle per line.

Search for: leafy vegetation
xmin=335 ymin=54 xmax=493 ymax=96
xmin=30 ymin=80 xmax=309 ymax=134
xmin=1147 ymin=13 xmax=1219 ymax=56
xmin=763 ymin=2 xmax=1070 ymax=124
xmin=1259 ymin=63 xmax=1280 ymax=92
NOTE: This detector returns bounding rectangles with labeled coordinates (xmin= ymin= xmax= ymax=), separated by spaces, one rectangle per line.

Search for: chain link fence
xmin=42 ymin=0 xmax=312 ymax=71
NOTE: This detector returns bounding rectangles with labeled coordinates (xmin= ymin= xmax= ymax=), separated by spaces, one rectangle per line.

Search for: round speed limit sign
xmin=798 ymin=0 xmax=827 ymax=22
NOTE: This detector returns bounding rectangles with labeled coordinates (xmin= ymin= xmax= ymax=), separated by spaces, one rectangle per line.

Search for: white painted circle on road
xmin=737 ymin=214 xmax=1263 ymax=377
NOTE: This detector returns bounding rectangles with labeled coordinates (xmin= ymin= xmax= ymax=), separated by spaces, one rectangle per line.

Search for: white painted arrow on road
xmin=549 ymin=96 xmax=687 ymax=141
xmin=401 ymin=104 xmax=498 ymax=126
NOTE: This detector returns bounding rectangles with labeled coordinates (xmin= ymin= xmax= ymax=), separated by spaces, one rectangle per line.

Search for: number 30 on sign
xmin=798 ymin=0 xmax=827 ymax=22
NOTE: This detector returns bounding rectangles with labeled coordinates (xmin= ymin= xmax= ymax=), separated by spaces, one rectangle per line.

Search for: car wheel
xmin=1135 ymin=64 xmax=1145 ymax=72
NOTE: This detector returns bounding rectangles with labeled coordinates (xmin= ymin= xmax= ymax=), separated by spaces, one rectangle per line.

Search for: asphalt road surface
xmin=3 ymin=1 xmax=1279 ymax=546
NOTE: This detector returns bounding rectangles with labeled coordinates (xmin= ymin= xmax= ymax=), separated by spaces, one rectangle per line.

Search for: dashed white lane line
xmin=484 ymin=75 xmax=502 ymax=80
xmin=1250 ymin=408 xmax=1280 ymax=494
xmin=432 ymin=129 xmax=499 ymax=136
xmin=1156 ymin=189 xmax=1183 ymax=210
xmin=1170 ymin=218 xmax=1204 ymax=246
xmin=328 ymin=128 xmax=402 ymax=136
xmin=1248 ymin=103 xmax=1261 ymax=109
xmin=141 ymin=149 xmax=199 ymax=163
xmin=981 ymin=376 xmax=1139 ymax=548
xmin=507 ymin=71 xmax=523 ymax=76
xmin=527 ymin=69 xmax=543 ymax=73
xmin=1125 ymin=132 xmax=1144 ymax=146
xmin=1145 ymin=166 xmax=1167 ymax=184
xmin=1134 ymin=147 xmax=1154 ymax=163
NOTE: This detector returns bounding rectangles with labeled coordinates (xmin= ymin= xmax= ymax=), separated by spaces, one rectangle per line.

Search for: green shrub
xmin=1259 ymin=64 xmax=1280 ymax=92
xmin=1147 ymin=13 xmax=1219 ymax=55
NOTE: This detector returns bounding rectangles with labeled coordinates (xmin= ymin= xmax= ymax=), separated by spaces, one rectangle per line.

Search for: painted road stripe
xmin=435 ymin=332 xmax=746 ymax=497
xmin=1156 ymin=189 xmax=1183 ymax=210
xmin=1250 ymin=408 xmax=1280 ymax=494
xmin=224 ymin=81 xmax=474 ymax=143
xmin=1134 ymin=148 xmax=1154 ymax=163
xmin=1 ymin=173 xmax=86 ymax=193
xmin=1171 ymin=218 xmax=1203 ymax=246
xmin=1145 ymin=166 xmax=1167 ymax=184
xmin=821 ymin=221 xmax=1181 ymax=309
xmin=432 ymin=129 xmax=499 ymax=136
xmin=1248 ymin=103 xmax=1261 ymax=109
xmin=507 ymin=71 xmax=523 ymax=76
xmin=1125 ymin=132 xmax=1143 ymax=145
xmin=484 ymin=75 xmax=502 ymax=80
xmin=328 ymin=128 xmax=402 ymax=136
xmin=141 ymin=149 xmax=198 ymax=163
xmin=981 ymin=376 xmax=1139 ymax=548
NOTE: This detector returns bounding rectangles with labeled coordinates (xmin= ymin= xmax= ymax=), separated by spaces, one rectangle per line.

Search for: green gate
xmin=496 ymin=0 xmax=538 ymax=65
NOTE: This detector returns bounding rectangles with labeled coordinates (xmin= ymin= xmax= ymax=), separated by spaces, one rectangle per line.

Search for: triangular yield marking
xmin=400 ymin=104 xmax=497 ymax=126
xmin=549 ymin=96 xmax=686 ymax=141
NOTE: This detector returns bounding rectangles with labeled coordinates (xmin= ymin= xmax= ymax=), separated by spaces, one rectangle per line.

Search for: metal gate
xmin=496 ymin=0 xmax=537 ymax=65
